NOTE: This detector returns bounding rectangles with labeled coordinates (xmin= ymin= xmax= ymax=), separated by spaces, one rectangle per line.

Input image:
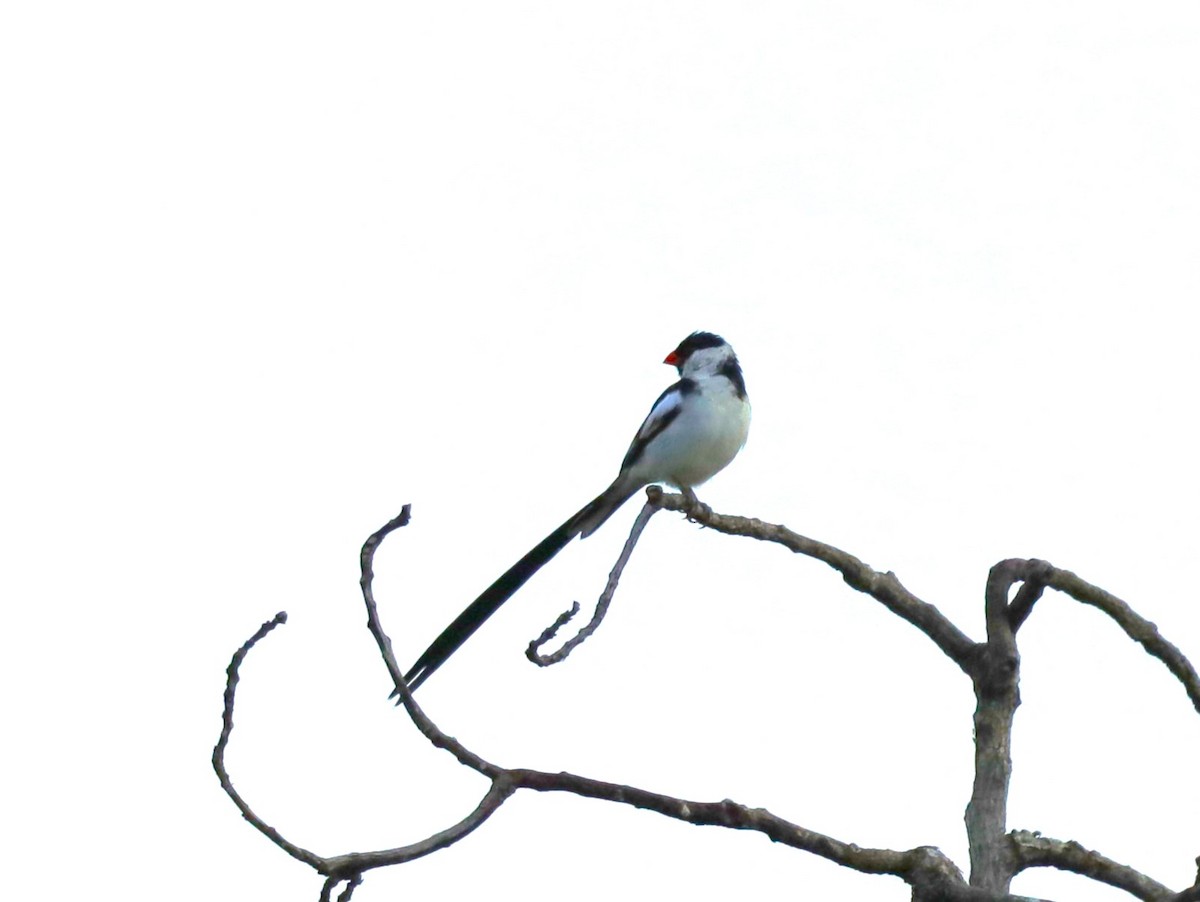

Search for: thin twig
xmin=359 ymin=505 xmax=501 ymax=776
xmin=321 ymin=782 xmax=516 ymax=878
xmin=212 ymin=611 xmax=326 ymax=871
xmin=525 ymin=602 xmax=581 ymax=658
xmin=527 ymin=501 xmax=659 ymax=665
xmin=211 ymin=511 xmax=520 ymax=892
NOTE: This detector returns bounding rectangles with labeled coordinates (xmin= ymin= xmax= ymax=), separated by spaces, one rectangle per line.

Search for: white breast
xmin=630 ymin=380 xmax=750 ymax=490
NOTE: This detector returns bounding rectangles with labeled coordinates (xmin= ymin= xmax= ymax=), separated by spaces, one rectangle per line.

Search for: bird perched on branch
xmin=403 ymin=331 xmax=751 ymax=691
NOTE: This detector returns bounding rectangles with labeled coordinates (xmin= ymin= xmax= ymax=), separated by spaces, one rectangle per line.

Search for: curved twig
xmin=525 ymin=601 xmax=581 ymax=657
xmin=212 ymin=611 xmax=326 ymax=871
xmin=209 ymin=510 xmax=521 ymax=899
xmin=527 ymin=501 xmax=659 ymax=665
xmin=360 ymin=508 xmax=501 ymax=774
xmin=214 ymin=602 xmax=515 ymax=885
xmin=320 ymin=781 xmax=516 ymax=878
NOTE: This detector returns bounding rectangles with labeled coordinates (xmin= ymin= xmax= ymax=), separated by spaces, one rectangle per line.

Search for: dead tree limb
xmin=213 ymin=494 xmax=1198 ymax=900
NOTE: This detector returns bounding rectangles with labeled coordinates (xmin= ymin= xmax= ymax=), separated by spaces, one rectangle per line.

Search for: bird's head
xmin=664 ymin=331 xmax=736 ymax=377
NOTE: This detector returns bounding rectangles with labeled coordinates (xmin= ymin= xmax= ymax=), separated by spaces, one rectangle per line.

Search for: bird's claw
xmin=680 ymin=488 xmax=711 ymax=525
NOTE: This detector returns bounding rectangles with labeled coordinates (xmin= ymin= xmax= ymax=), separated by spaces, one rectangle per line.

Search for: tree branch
xmin=963 ymin=561 xmax=1026 ymax=892
xmin=1006 ymin=560 xmax=1054 ymax=631
xmin=320 ymin=781 xmax=516 ymax=879
xmin=527 ymin=501 xmax=659 ymax=665
xmin=359 ymin=506 xmax=501 ymax=777
xmin=1043 ymin=565 xmax=1200 ymax=715
xmin=645 ymin=487 xmax=979 ymax=672
xmin=989 ymin=558 xmax=1199 ymax=714
xmin=319 ymin=873 xmax=362 ymax=902
xmin=1010 ymin=830 xmax=1176 ymax=901
xmin=211 ymin=611 xmax=326 ymax=872
xmin=210 ymin=510 xmax=522 ymax=899
xmin=508 ymin=769 xmax=1055 ymax=901
xmin=356 ymin=506 xmax=1058 ymax=902
xmin=215 ymin=502 xmax=1196 ymax=901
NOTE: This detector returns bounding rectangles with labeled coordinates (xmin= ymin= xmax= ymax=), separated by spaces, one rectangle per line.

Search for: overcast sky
xmin=4 ymin=3 xmax=1199 ymax=900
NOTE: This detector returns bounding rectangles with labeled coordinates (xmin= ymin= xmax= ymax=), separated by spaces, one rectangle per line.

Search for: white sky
xmin=3 ymin=3 xmax=1198 ymax=900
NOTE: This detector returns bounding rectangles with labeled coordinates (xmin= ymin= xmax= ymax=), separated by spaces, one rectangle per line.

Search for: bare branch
xmin=964 ymin=562 xmax=1025 ymax=893
xmin=217 ymin=504 xmax=1196 ymax=902
xmin=359 ymin=507 xmax=1043 ymax=902
xmin=211 ymin=512 xmax=527 ymax=896
xmin=527 ymin=501 xmax=659 ymax=666
xmin=525 ymin=601 xmax=581 ymax=658
xmin=319 ymin=874 xmax=363 ymax=902
xmin=320 ymin=781 xmax=516 ymax=878
xmin=1042 ymin=565 xmax=1200 ymax=715
xmin=508 ymin=767 xmax=908 ymax=872
xmin=646 ymin=487 xmax=979 ymax=672
xmin=212 ymin=611 xmax=326 ymax=871
xmin=982 ymin=558 xmax=1199 ymax=714
xmin=1006 ymin=560 xmax=1055 ymax=631
xmin=359 ymin=506 xmax=502 ymax=777
xmin=1010 ymin=830 xmax=1176 ymax=901
xmin=984 ymin=559 xmax=1026 ymax=662
xmin=507 ymin=768 xmax=1055 ymax=901
xmin=336 ymin=875 xmax=362 ymax=902
xmin=513 ymin=766 xmax=1066 ymax=901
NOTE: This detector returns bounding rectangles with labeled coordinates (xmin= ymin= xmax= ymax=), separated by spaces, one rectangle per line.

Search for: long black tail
xmin=402 ymin=480 xmax=640 ymax=692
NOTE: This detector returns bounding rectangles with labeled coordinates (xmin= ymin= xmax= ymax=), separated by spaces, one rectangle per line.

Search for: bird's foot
xmin=680 ymin=488 xmax=711 ymax=525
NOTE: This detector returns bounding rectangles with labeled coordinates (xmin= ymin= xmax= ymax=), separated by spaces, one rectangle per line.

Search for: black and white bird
xmin=403 ymin=331 xmax=750 ymax=691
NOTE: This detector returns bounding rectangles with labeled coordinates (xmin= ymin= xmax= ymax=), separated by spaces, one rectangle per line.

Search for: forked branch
xmin=526 ymin=501 xmax=659 ymax=665
xmin=214 ymin=495 xmax=1197 ymax=900
xmin=1046 ymin=567 xmax=1200 ymax=714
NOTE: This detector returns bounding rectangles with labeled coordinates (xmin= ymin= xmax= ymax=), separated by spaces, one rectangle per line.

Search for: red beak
xmin=663 ymin=351 xmax=680 ymax=366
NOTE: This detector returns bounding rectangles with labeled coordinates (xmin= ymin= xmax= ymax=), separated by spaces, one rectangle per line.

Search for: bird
xmin=402 ymin=331 xmax=750 ymax=692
